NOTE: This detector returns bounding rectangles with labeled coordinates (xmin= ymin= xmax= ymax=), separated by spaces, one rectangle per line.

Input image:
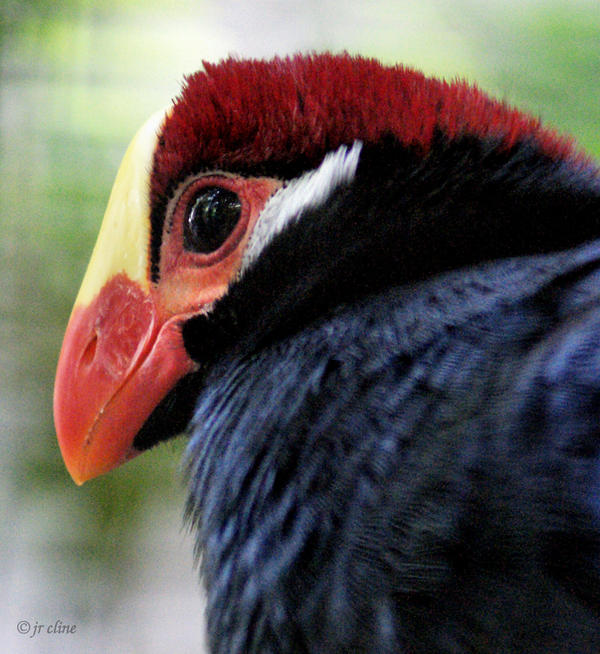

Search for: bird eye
xmin=183 ymin=186 xmax=242 ymax=253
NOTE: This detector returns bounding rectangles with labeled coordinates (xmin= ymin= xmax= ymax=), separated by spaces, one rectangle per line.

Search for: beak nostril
xmin=81 ymin=331 xmax=98 ymax=367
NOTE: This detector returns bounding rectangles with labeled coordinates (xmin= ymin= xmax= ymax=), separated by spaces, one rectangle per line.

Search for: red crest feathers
xmin=151 ymin=52 xmax=583 ymax=212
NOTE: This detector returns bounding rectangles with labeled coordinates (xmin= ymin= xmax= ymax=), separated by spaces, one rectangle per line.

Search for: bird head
xmin=53 ymin=53 xmax=588 ymax=485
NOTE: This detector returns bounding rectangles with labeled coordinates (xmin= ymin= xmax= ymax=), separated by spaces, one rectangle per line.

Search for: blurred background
xmin=2 ymin=1 xmax=599 ymax=652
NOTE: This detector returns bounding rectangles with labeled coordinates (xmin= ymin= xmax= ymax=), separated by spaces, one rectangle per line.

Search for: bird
xmin=53 ymin=53 xmax=600 ymax=653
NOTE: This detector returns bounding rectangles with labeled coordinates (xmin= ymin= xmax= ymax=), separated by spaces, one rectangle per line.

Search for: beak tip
xmin=56 ymin=434 xmax=87 ymax=485
xmin=65 ymin=458 xmax=88 ymax=485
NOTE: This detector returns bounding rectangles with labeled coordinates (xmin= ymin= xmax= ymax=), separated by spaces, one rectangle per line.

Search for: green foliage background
xmin=2 ymin=2 xmax=599 ymax=652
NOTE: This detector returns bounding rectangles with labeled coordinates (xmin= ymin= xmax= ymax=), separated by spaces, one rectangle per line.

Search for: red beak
xmin=52 ymin=109 xmax=197 ymax=484
xmin=53 ymin=274 xmax=195 ymax=484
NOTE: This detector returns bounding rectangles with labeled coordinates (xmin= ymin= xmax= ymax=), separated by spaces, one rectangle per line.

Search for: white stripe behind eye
xmin=240 ymin=140 xmax=363 ymax=275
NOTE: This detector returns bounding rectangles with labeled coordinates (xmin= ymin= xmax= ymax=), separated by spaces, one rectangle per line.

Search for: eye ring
xmin=159 ymin=173 xmax=280 ymax=281
xmin=183 ymin=185 xmax=243 ymax=254
xmin=165 ymin=175 xmax=251 ymax=270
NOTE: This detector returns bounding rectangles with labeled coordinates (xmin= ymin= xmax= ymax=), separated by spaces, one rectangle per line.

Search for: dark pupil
xmin=183 ymin=186 xmax=242 ymax=253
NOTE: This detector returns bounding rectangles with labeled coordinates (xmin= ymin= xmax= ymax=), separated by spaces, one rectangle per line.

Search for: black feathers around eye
xmin=183 ymin=186 xmax=242 ymax=253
